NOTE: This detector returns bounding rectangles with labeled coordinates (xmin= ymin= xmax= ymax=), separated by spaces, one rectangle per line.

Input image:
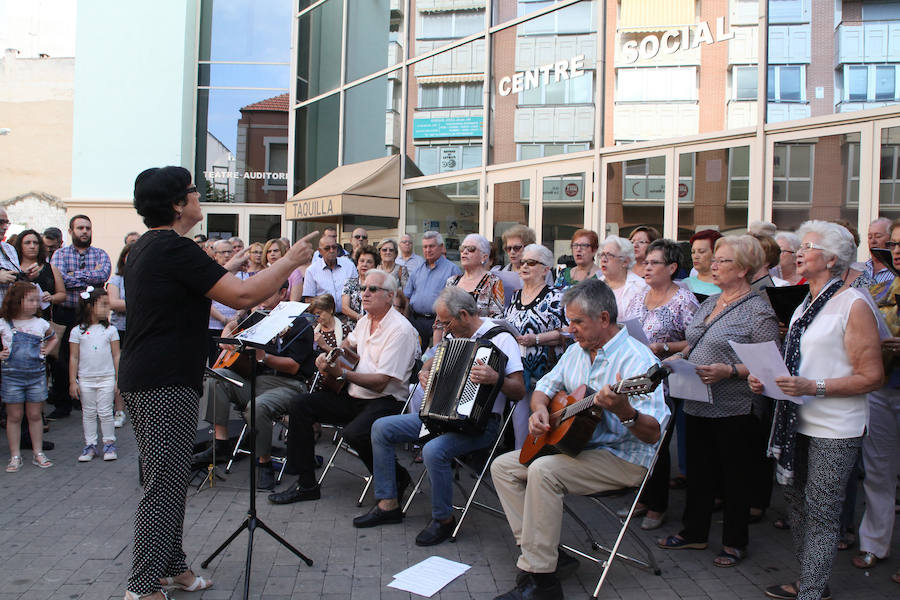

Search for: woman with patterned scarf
xmin=749 ymin=220 xmax=883 ymax=600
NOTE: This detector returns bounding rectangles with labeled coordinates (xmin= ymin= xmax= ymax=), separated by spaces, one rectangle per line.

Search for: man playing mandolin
xmin=491 ymin=278 xmax=670 ymax=600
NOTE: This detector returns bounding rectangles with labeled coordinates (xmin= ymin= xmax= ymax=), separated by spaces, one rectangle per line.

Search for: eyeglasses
xmin=79 ymin=256 xmax=86 ymax=269
xmin=885 ymin=241 xmax=900 ymax=249
xmin=459 ymin=245 xmax=479 ymax=253
xmin=520 ymin=259 xmax=546 ymax=267
xmin=321 ymin=244 xmax=339 ymax=251
xmin=215 ymin=249 xmax=234 ymax=255
xmin=184 ymin=185 xmax=198 ymax=195
xmin=353 ymin=234 xmax=368 ymax=240
xmin=362 ymin=285 xmax=387 ymax=293
xmin=798 ymin=242 xmax=827 ymax=253
xmin=711 ymin=258 xmax=735 ymax=265
xmin=643 ymin=260 xmax=667 ymax=267
xmin=598 ymin=252 xmax=623 ymax=261
xmin=0 ymin=219 xmax=9 ymax=226
xmin=380 ymin=246 xmax=397 ymax=253
xmin=632 ymin=239 xmax=650 ymax=246
xmin=504 ymin=244 xmax=524 ymax=253
xmin=571 ymin=243 xmax=593 ymax=250
xmin=433 ymin=318 xmax=452 ymax=330
xmin=780 ymin=249 xmax=796 ymax=255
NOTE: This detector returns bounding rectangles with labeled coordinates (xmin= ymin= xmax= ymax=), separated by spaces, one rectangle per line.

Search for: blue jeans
xmin=371 ymin=412 xmax=501 ymax=520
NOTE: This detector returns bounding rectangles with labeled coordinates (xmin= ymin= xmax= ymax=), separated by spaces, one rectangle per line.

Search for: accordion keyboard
xmin=457 ymin=347 xmax=492 ymax=416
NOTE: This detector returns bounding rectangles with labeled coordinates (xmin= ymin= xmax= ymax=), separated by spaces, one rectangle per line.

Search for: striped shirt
xmin=535 ymin=327 xmax=669 ymax=469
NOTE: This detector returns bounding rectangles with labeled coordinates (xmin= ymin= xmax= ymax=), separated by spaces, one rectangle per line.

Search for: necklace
xmin=719 ymin=288 xmax=750 ymax=306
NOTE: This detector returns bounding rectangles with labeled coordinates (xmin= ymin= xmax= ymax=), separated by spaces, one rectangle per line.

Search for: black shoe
xmin=46 ymin=409 xmax=70 ymax=421
xmin=415 ymin=517 xmax=455 ymax=546
xmin=268 ymin=481 xmax=321 ymax=504
xmin=495 ymin=573 xmax=564 ymax=600
xmin=257 ymin=462 xmax=275 ymax=491
xmin=763 ymin=582 xmax=831 ymax=600
xmin=353 ymin=504 xmax=404 ymax=528
xmin=192 ymin=440 xmax=230 ymax=468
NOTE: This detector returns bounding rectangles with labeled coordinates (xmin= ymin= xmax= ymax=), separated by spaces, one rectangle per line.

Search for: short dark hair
xmin=646 ymin=238 xmax=682 ymax=280
xmin=752 ymin=234 xmax=781 ymax=270
xmin=133 ymin=166 xmax=193 ymax=228
xmin=42 ymin=227 xmax=62 ymax=241
xmin=194 ymin=233 xmax=208 ymax=243
xmin=629 ymin=225 xmax=661 ymax=243
xmin=13 ymin=229 xmax=47 ymax=265
xmin=68 ymin=214 xmax=91 ymax=230
xmin=356 ymin=245 xmax=380 ymax=267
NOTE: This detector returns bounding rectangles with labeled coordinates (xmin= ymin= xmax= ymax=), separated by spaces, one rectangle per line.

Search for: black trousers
xmin=638 ymin=397 xmax=678 ymax=512
xmin=680 ymin=413 xmax=755 ymax=549
xmin=409 ymin=314 xmax=435 ymax=351
xmin=49 ymin=306 xmax=77 ymax=414
xmin=286 ymin=389 xmax=401 ymax=480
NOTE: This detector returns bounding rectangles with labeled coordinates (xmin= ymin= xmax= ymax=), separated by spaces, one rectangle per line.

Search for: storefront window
xmin=407 ymin=180 xmax=480 ymax=261
xmin=346 ymin=0 xmax=404 ymax=83
xmin=677 ymin=146 xmax=751 ymax=240
xmin=878 ymin=126 xmax=900 ymax=221
xmin=771 ymin=133 xmax=859 ymax=231
xmin=344 ymin=73 xmax=402 ymax=164
xmin=294 ymin=94 xmax=340 ymax=193
xmin=195 ymin=0 xmax=291 ymax=202
xmin=250 ymin=214 xmax=282 ymax=243
xmin=605 ymin=156 xmax=665 ymax=240
xmin=489 ymin=0 xmax=597 ymax=166
xmin=492 ymin=179 xmax=531 ymax=264
xmin=407 ymin=38 xmax=486 ymax=176
xmin=297 ymin=0 xmax=343 ymax=101
xmin=542 ymin=172 xmax=585 ymax=259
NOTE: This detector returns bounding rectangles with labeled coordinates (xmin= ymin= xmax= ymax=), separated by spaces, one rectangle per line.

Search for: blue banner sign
xmin=413 ymin=116 xmax=483 ymax=139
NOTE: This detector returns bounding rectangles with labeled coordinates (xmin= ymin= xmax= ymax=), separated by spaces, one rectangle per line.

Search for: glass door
xmin=487 ymin=168 xmax=536 ymax=269
xmin=536 ymin=159 xmax=593 ymax=263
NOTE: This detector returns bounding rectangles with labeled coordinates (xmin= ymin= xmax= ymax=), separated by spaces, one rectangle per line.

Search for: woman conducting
xmin=750 ymin=220 xmax=883 ymax=600
xmin=119 ymin=166 xmax=317 ymax=600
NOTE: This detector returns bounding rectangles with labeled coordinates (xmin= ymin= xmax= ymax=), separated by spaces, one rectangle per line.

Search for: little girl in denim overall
xmin=1 ymin=282 xmax=58 ymax=472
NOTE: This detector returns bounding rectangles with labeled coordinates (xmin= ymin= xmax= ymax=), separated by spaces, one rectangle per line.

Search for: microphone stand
xmin=201 ymin=313 xmax=314 ymax=598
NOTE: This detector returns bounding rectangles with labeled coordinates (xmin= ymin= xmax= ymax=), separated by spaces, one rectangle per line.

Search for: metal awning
xmin=618 ymin=0 xmax=695 ymax=32
xmin=286 ymin=155 xmax=406 ymax=221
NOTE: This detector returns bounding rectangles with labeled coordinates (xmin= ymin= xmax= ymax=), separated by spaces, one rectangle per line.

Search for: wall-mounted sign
xmin=621 ymin=17 xmax=734 ymax=64
xmin=543 ymin=179 xmax=583 ymax=202
xmin=413 ymin=116 xmax=483 ymax=139
xmin=498 ymin=55 xmax=586 ymax=96
xmin=440 ymin=147 xmax=459 ymax=172
xmin=286 ymin=197 xmax=338 ymax=219
xmin=203 ymin=170 xmax=288 ymax=180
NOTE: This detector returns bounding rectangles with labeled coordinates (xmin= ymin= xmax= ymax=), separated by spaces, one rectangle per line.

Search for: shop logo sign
xmin=621 ymin=17 xmax=734 ymax=64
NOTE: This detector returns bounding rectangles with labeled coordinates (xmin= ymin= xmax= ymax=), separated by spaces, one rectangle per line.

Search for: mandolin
xmin=518 ymin=364 xmax=670 ymax=465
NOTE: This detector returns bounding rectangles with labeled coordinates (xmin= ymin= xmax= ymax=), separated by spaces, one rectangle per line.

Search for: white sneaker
xmin=103 ymin=442 xmax=118 ymax=461
xmin=78 ymin=445 xmax=96 ymax=462
xmin=114 ymin=411 xmax=126 ymax=428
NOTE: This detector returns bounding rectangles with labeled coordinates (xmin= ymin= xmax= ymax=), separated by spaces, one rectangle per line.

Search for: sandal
xmin=852 ymin=551 xmax=879 ymax=569
xmin=713 ymin=547 xmax=745 ymax=568
xmin=837 ymin=531 xmax=856 ymax=551
xmin=764 ymin=582 xmax=832 ymax=600
xmin=892 ymin=567 xmax=900 ymax=584
xmin=161 ymin=573 xmax=212 ymax=592
xmin=124 ymin=591 xmax=172 ymax=599
xmin=749 ymin=509 xmax=766 ymax=524
xmin=32 ymin=452 xmax=53 ymax=469
xmin=6 ymin=455 xmax=23 ymax=473
xmin=657 ymin=534 xmax=708 ymax=550
xmin=773 ymin=517 xmax=790 ymax=530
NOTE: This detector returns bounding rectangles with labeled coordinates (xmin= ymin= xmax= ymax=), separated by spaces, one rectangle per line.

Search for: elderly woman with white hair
xmin=504 ymin=244 xmax=567 ymax=447
xmin=748 ymin=220 xmax=883 ymax=600
xmin=598 ymin=235 xmax=647 ymax=317
xmin=445 ymin=234 xmax=504 ymax=318
xmin=772 ymin=232 xmax=805 ymax=285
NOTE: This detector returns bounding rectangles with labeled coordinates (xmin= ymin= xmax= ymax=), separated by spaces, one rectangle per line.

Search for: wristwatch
xmin=620 ymin=408 xmax=640 ymax=428
xmin=662 ymin=343 xmax=670 ymax=354
xmin=336 ymin=368 xmax=346 ymax=382
xmin=815 ymin=379 xmax=826 ymax=397
xmin=730 ymin=364 xmax=739 ymax=379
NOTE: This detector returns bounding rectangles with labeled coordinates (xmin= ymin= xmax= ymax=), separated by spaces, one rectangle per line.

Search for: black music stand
xmin=201 ymin=310 xmax=315 ymax=599
xmin=191 ymin=367 xmax=246 ymax=491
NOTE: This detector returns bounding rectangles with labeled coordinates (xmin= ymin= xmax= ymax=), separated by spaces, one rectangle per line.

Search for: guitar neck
xmin=557 ymin=392 xmax=599 ymax=421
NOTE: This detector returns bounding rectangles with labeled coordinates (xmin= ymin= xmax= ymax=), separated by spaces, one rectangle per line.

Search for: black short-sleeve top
xmin=119 ymin=229 xmax=228 ymax=395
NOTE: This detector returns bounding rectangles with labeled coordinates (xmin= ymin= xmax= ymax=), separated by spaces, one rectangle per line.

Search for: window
xmin=418 ymin=83 xmax=483 ymax=109
xmin=846 ymin=142 xmax=861 ymax=206
xmin=519 ymin=1 xmax=594 ymax=35
xmin=733 ymin=66 xmax=758 ymax=101
xmin=420 ymin=10 xmax=485 ymax=39
xmin=623 ymin=156 xmax=666 ymax=201
xmin=772 ymin=143 xmax=813 ymax=204
xmin=768 ymin=0 xmax=808 ymax=24
xmin=843 ymin=65 xmax=898 ymax=103
xmin=862 ymin=0 xmax=900 ymax=21
xmin=520 ymin=72 xmax=593 ymax=105
xmin=767 ymin=66 xmax=804 ymax=102
xmin=265 ymin=140 xmax=288 ymax=187
xmin=415 ymin=144 xmax=482 ymax=175
xmin=517 ymin=143 xmax=590 ymax=160
xmin=617 ymin=67 xmax=696 ymax=102
xmin=728 ymin=146 xmax=751 ymax=203
xmin=880 ymin=145 xmax=900 ymax=206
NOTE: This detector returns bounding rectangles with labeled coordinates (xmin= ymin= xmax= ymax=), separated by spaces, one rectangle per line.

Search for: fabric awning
xmin=286 ymin=155 xmax=403 ymax=221
xmin=416 ymin=73 xmax=485 ymax=84
xmin=618 ymin=0 xmax=695 ymax=32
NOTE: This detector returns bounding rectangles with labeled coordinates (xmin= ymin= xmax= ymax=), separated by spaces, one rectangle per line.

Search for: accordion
xmin=419 ymin=336 xmax=508 ymax=436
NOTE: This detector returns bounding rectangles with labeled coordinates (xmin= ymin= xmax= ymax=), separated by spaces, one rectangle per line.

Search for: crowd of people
xmin=1 ymin=179 xmax=899 ymax=600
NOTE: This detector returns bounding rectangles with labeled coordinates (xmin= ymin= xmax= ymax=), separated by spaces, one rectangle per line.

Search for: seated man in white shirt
xmin=269 ymin=269 xmax=420 ymax=504
xmin=352 ymin=286 xmax=525 ymax=546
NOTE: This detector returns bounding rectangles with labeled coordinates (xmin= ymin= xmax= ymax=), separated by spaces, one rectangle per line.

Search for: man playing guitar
xmin=269 ymin=269 xmax=420 ymax=504
xmin=491 ymin=279 xmax=670 ymax=600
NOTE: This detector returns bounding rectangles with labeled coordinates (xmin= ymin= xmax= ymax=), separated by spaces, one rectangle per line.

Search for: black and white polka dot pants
xmin=123 ymin=385 xmax=199 ymax=596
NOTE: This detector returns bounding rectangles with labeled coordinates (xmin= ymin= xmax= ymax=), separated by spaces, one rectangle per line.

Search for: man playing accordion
xmin=352 ymin=286 xmax=525 ymax=546
xmin=491 ymin=279 xmax=669 ymax=600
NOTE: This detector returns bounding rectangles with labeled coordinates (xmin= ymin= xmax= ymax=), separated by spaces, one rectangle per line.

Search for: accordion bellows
xmin=419 ymin=337 xmax=508 ymax=436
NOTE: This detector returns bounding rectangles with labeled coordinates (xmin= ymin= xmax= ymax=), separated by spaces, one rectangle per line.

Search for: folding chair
xmin=401 ymin=400 xmax=516 ymax=541
xmin=559 ymin=414 xmax=671 ymax=599
xmin=319 ymin=360 xmax=423 ymax=506
xmin=225 ymin=418 xmax=290 ymax=483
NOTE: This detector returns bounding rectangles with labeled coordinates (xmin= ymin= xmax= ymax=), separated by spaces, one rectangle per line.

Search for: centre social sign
xmin=621 ymin=17 xmax=735 ymax=63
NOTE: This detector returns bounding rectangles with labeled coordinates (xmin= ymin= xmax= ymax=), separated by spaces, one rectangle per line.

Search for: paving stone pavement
xmin=0 ymin=411 xmax=897 ymax=600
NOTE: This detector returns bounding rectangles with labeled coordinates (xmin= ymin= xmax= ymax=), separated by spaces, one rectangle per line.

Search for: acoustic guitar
xmin=519 ymin=364 xmax=670 ymax=465
xmin=311 ymin=346 xmax=360 ymax=394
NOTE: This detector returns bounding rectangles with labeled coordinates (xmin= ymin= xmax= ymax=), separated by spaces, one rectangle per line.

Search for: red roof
xmin=241 ymin=93 xmax=290 ymax=112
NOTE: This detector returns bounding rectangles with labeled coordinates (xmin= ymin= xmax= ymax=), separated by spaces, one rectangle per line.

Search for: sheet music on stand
xmin=234 ymin=301 xmax=311 ymax=349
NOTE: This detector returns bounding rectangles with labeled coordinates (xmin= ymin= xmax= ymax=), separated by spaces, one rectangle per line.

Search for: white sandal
xmin=124 ymin=590 xmax=172 ymax=599
xmin=160 ymin=574 xmax=212 ymax=592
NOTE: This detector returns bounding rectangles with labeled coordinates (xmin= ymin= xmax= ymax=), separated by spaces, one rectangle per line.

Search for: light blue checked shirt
xmin=534 ymin=326 xmax=669 ymax=470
